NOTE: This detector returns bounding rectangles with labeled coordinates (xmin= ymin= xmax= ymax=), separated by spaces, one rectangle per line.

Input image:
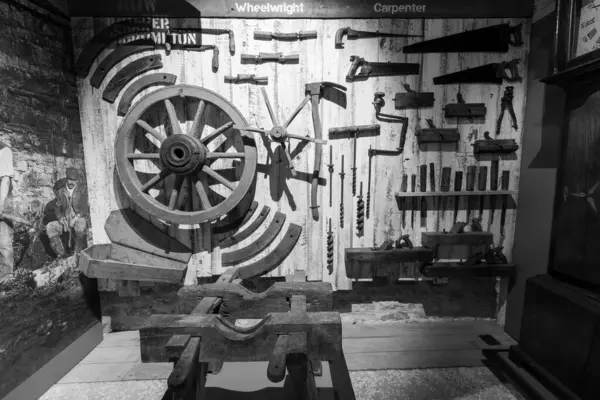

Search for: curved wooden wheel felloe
xmin=115 ymin=84 xmax=257 ymax=225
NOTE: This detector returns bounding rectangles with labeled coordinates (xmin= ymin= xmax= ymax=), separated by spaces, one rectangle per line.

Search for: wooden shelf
xmin=345 ymin=247 xmax=434 ymax=264
xmin=395 ymin=190 xmax=517 ymax=198
xmin=421 ymin=262 xmax=517 ymax=278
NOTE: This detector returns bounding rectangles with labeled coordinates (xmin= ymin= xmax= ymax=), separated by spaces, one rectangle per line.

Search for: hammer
xmin=304 ymin=82 xmax=347 ymax=220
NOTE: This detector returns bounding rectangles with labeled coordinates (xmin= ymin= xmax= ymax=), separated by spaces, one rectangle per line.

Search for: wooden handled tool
xmin=500 ymin=171 xmax=510 ymax=237
xmin=339 ymin=155 xmax=346 ymax=228
xmin=327 ymin=147 xmax=334 ymax=208
xmin=490 ymin=160 xmax=499 ymax=227
xmin=411 ymin=174 xmax=417 ymax=229
xmin=441 ymin=167 xmax=451 ymax=221
xmin=356 ymin=182 xmax=365 ymax=237
xmin=478 ymin=166 xmax=488 ymax=218
xmin=429 ymin=162 xmax=436 ymax=213
xmin=453 ymin=171 xmax=463 ymax=224
xmin=327 ymin=218 xmax=334 ymax=275
xmin=401 ymin=174 xmax=408 ymax=229
xmin=420 ymin=164 xmax=427 ymax=228
xmin=466 ymin=166 xmax=476 ymax=221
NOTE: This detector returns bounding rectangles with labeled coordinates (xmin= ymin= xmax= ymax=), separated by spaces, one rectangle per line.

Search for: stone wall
xmin=0 ymin=0 xmax=87 ymax=267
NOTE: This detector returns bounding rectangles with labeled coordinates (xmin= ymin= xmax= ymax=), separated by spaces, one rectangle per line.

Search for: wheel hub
xmin=159 ymin=134 xmax=207 ymax=175
xmin=270 ymin=126 xmax=287 ymax=142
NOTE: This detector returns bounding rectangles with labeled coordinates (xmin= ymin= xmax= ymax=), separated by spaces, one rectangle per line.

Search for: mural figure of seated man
xmin=0 ymin=139 xmax=14 ymax=281
xmin=46 ymin=167 xmax=88 ymax=257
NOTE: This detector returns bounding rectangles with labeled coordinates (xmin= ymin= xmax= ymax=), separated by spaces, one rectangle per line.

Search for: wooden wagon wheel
xmin=115 ymin=85 xmax=257 ymax=225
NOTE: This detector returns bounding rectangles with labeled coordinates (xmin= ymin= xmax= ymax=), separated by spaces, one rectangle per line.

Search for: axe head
xmin=305 ymin=81 xmax=347 ymax=97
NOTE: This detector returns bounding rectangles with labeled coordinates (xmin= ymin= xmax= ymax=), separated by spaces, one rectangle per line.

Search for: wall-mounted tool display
xmin=241 ymin=53 xmax=300 ymax=64
xmin=170 ymin=27 xmax=236 ymax=54
xmin=441 ymin=167 xmax=451 ymax=220
xmin=255 ymin=30 xmax=318 ymax=41
xmin=500 ymin=171 xmax=510 ymax=238
xmin=335 ymin=27 xmax=422 ymax=49
xmin=224 ymin=74 xmax=268 ymax=85
xmin=346 ymin=56 xmax=420 ymax=82
xmin=443 ymin=93 xmax=487 ymax=118
xmin=366 ymin=145 xmax=402 ymax=219
xmin=434 ymin=59 xmax=522 ymax=85
xmin=339 ymin=155 xmax=346 ymax=228
xmin=236 ymin=82 xmax=346 ymax=220
xmin=420 ymin=164 xmax=427 ymax=227
xmin=401 ymin=174 xmax=408 ymax=228
xmin=453 ymin=171 xmax=463 ymax=225
xmin=416 ymin=119 xmax=460 ymax=144
xmin=473 ymin=132 xmax=519 ymax=155
xmin=496 ymin=86 xmax=518 ymax=135
xmin=102 ymin=55 xmax=163 ymax=103
xmin=327 ymin=218 xmax=334 ymax=275
xmin=489 ymin=160 xmax=499 ymax=226
xmin=329 ymin=124 xmax=381 ymax=197
xmin=466 ymin=166 xmax=476 ymax=221
xmin=116 ymin=73 xmax=177 ymax=117
xmin=356 ymin=182 xmax=365 ymax=237
xmin=394 ymin=83 xmax=435 ymax=109
xmin=478 ymin=166 xmax=488 ymax=217
xmin=403 ymin=23 xmax=523 ymax=53
xmin=327 ymin=147 xmax=334 ymax=208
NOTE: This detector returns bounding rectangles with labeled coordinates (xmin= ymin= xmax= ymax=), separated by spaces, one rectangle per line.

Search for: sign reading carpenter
xmin=68 ymin=0 xmax=533 ymax=18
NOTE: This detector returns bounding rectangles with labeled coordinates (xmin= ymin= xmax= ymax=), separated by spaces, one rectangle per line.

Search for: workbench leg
xmin=329 ymin=352 xmax=356 ymax=400
xmin=287 ymin=354 xmax=319 ymax=400
xmin=310 ymin=359 xmax=323 ymax=376
xmin=193 ymin=362 xmax=208 ymax=400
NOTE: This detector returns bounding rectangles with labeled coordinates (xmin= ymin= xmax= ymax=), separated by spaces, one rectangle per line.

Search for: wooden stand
xmin=139 ymin=268 xmax=356 ymax=400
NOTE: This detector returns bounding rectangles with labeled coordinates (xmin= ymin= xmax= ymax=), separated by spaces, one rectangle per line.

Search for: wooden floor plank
xmin=343 ymin=336 xmax=481 ymax=353
xmin=346 ymin=349 xmax=486 ymax=371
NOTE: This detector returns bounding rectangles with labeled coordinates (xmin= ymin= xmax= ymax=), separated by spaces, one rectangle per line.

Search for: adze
xmin=403 ymin=23 xmax=523 ymax=53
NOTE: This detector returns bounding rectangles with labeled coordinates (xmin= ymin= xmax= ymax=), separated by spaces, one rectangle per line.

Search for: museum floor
xmin=39 ymin=320 xmax=525 ymax=400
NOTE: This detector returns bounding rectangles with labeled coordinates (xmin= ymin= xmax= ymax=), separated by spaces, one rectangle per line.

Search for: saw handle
xmin=228 ymin=31 xmax=235 ymax=54
xmin=335 ymin=27 xmax=349 ymax=48
xmin=510 ymin=24 xmax=524 ymax=46
xmin=346 ymin=56 xmax=363 ymax=82
xmin=498 ymin=59 xmax=522 ymax=82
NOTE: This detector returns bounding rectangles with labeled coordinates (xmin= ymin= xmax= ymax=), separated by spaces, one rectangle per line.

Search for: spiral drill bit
xmin=339 ymin=155 xmax=346 ymax=228
xmin=327 ymin=218 xmax=334 ymax=275
xmin=327 ymin=146 xmax=334 ymax=208
xmin=351 ymin=131 xmax=358 ymax=196
xmin=356 ymin=182 xmax=364 ymax=236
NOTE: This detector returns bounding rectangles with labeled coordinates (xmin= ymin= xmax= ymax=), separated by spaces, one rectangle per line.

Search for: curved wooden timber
xmin=218 ymin=205 xmax=271 ymax=247
xmin=235 ymin=223 xmax=302 ymax=280
xmin=212 ymin=200 xmax=258 ymax=235
xmin=221 ymin=212 xmax=286 ymax=266
xmin=178 ymin=281 xmax=333 ymax=317
xmin=117 ymin=72 xmax=177 ymax=116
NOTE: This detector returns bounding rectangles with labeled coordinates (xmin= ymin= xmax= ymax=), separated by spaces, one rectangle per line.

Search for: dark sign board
xmin=67 ymin=0 xmax=533 ymax=18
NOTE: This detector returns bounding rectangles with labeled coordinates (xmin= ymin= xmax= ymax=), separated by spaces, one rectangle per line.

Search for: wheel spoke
xmin=285 ymin=133 xmax=327 ymax=145
xmin=168 ymin=175 xmax=184 ymax=210
xmin=136 ymin=120 xmax=166 ymax=143
xmin=201 ymin=121 xmax=234 ymax=144
xmin=127 ymin=153 xmax=160 ymax=160
xmin=282 ymin=144 xmax=297 ymax=177
xmin=283 ymin=95 xmax=310 ymax=128
xmin=202 ymin=165 xmax=236 ymax=190
xmin=187 ymin=176 xmax=195 ymax=211
xmin=193 ymin=175 xmax=212 ymax=209
xmin=261 ymin=87 xmax=280 ymax=126
xmin=232 ymin=125 xmax=270 ymax=136
xmin=207 ymin=152 xmax=245 ymax=159
xmin=140 ymin=169 xmax=171 ymax=193
xmin=164 ymin=98 xmax=183 ymax=136
xmin=189 ymin=100 xmax=206 ymax=138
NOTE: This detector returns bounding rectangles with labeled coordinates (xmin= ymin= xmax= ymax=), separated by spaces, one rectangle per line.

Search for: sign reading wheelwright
xmin=67 ymin=0 xmax=533 ymax=18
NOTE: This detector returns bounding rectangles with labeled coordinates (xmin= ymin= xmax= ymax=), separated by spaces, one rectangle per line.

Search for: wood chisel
xmin=401 ymin=174 xmax=408 ymax=229
xmin=453 ymin=171 xmax=463 ymax=224
xmin=441 ymin=167 xmax=451 ymax=221
xmin=489 ymin=160 xmax=499 ymax=227
xmin=466 ymin=166 xmax=476 ymax=222
xmin=500 ymin=170 xmax=510 ymax=238
xmin=411 ymin=174 xmax=417 ymax=229
xmin=478 ymin=166 xmax=488 ymax=218
xmin=429 ymin=162 xmax=436 ymax=214
xmin=420 ymin=164 xmax=427 ymax=228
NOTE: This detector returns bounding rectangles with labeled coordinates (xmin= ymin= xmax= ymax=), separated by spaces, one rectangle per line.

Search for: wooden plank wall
xmin=70 ymin=18 xmax=530 ymax=291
